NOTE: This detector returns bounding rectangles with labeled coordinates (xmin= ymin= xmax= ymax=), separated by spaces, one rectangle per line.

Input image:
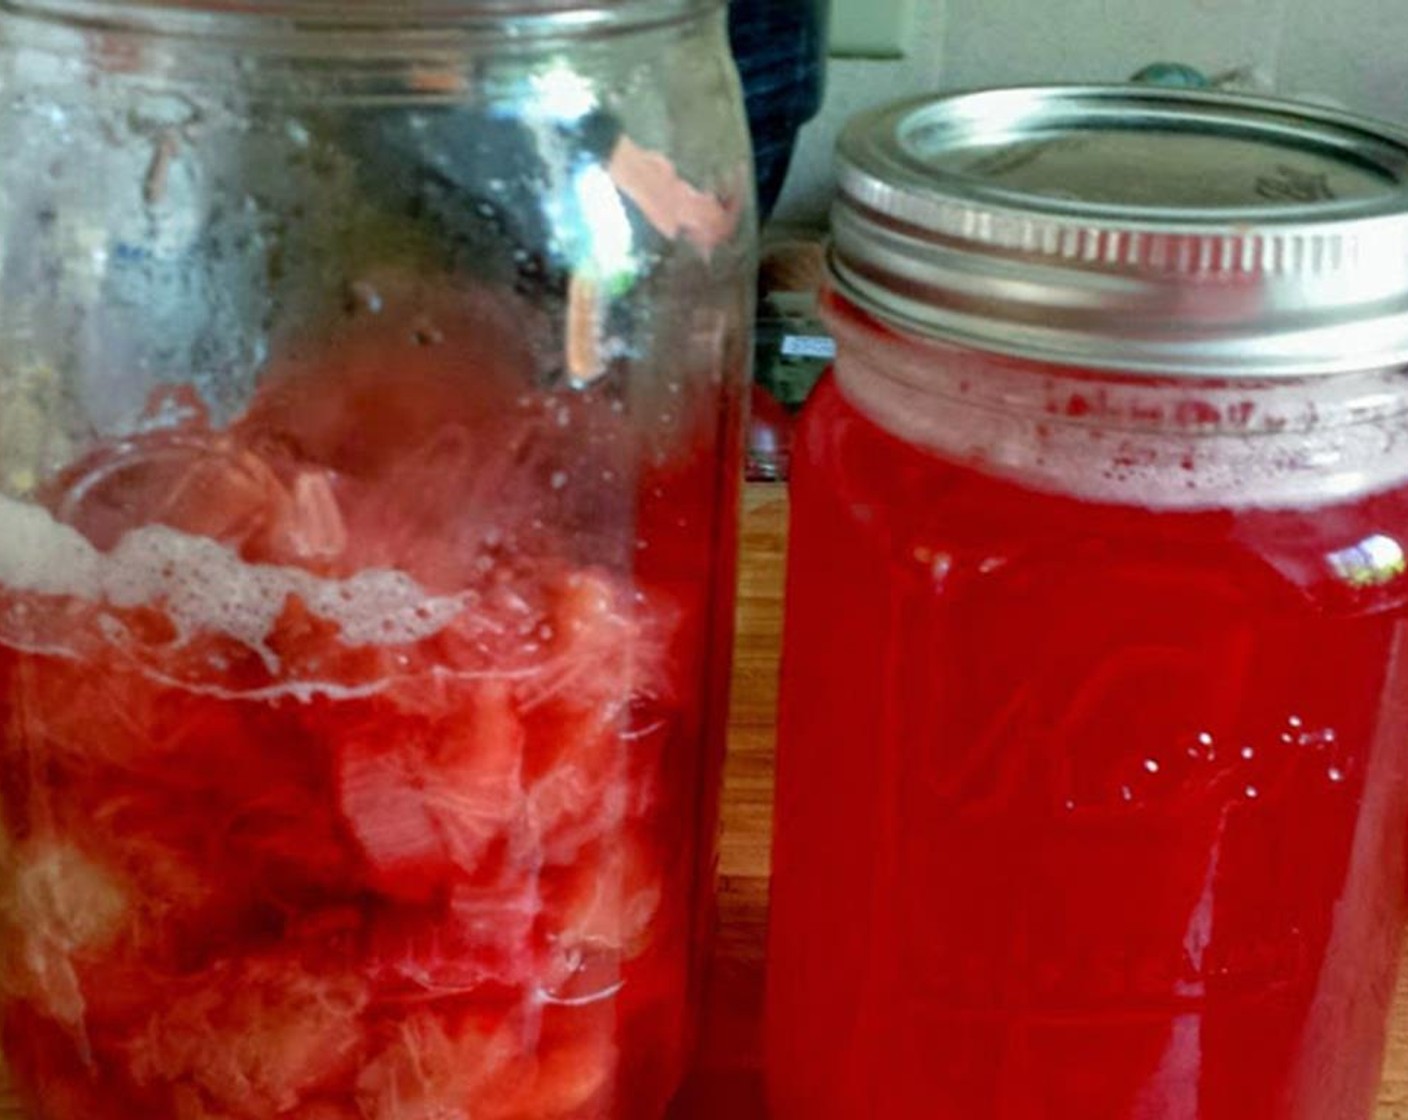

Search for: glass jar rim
xmin=0 ymin=0 xmax=717 ymax=44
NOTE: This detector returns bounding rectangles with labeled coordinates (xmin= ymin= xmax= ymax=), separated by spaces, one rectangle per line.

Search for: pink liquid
xmin=0 ymin=290 xmax=737 ymax=1120
xmin=767 ymin=372 xmax=1408 ymax=1119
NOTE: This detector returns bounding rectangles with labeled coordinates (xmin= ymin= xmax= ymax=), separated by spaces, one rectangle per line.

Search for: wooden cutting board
xmin=679 ymin=482 xmax=1408 ymax=1119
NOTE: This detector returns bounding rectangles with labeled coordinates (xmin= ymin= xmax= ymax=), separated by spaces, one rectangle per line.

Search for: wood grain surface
xmin=681 ymin=482 xmax=1408 ymax=1118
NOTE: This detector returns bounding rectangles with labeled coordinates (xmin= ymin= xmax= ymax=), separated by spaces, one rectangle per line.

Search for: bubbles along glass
xmin=766 ymin=87 xmax=1408 ymax=1120
xmin=0 ymin=3 xmax=753 ymax=1118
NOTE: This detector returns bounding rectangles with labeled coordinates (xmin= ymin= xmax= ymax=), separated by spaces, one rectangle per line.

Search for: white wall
xmin=772 ymin=0 xmax=1408 ymax=227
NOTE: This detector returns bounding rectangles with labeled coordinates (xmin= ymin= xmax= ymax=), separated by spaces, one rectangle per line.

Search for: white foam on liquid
xmin=0 ymin=493 xmax=467 ymax=689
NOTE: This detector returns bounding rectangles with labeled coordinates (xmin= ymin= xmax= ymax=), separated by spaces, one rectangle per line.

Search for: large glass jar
xmin=767 ymin=87 xmax=1408 ymax=1119
xmin=0 ymin=4 xmax=753 ymax=1119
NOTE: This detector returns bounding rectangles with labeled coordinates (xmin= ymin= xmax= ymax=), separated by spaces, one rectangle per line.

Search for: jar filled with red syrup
xmin=0 ymin=3 xmax=754 ymax=1119
xmin=768 ymin=86 xmax=1408 ymax=1120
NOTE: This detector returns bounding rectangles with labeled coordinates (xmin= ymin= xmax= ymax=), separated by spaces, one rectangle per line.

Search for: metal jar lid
xmin=831 ymin=85 xmax=1408 ymax=377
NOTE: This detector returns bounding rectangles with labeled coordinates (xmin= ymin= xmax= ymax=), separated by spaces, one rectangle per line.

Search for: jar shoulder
xmin=792 ymin=374 xmax=1408 ymax=619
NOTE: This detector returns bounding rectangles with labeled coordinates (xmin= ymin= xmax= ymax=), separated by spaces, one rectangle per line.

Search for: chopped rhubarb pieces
xmin=263 ymin=471 xmax=348 ymax=568
xmin=367 ymin=881 xmax=540 ymax=997
xmin=540 ymin=840 xmax=661 ymax=961
xmin=11 ymin=657 xmax=250 ymax=776
xmin=474 ymin=1036 xmax=615 ymax=1120
xmin=336 ymin=741 xmax=448 ymax=904
xmin=0 ymin=311 xmax=708 ymax=1120
xmin=0 ymin=841 xmax=129 ymax=1032
xmin=526 ymin=572 xmax=657 ymax=716
xmin=126 ymin=959 xmax=368 ymax=1118
xmin=47 ymin=435 xmax=290 ymax=558
xmin=3 ymin=1003 xmax=145 ymax=1120
xmin=524 ymin=710 xmax=628 ymax=866
xmin=355 ymin=1012 xmax=516 ymax=1120
xmin=336 ymin=684 xmax=528 ymax=901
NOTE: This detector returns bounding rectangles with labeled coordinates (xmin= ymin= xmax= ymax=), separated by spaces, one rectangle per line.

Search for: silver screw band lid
xmin=832 ymin=85 xmax=1408 ymax=377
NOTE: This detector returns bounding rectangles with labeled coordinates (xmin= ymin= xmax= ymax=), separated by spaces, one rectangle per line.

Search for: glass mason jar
xmin=0 ymin=3 xmax=753 ymax=1119
xmin=767 ymin=87 xmax=1408 ymax=1120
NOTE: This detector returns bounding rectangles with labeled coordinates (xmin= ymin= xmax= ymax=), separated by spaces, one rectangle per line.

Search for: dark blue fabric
xmin=728 ymin=0 xmax=829 ymax=221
